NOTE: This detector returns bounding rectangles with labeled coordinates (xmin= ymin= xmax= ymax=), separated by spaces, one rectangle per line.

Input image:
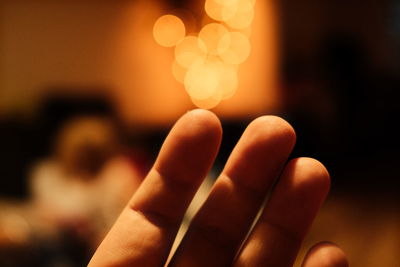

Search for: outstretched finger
xmin=89 ymin=109 xmax=222 ymax=267
xmin=235 ymin=158 xmax=330 ymax=267
xmin=170 ymin=116 xmax=296 ymax=266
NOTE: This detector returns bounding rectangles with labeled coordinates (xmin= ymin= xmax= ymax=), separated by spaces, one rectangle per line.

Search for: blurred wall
xmin=0 ymin=0 xmax=119 ymax=114
xmin=0 ymin=0 xmax=280 ymax=126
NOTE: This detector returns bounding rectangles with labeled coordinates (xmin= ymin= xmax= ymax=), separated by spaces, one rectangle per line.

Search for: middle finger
xmin=169 ymin=116 xmax=296 ymax=266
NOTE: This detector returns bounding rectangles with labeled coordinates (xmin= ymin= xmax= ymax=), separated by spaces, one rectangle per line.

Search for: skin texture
xmin=89 ymin=109 xmax=348 ymax=267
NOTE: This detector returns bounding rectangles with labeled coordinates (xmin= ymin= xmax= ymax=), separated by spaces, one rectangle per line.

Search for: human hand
xmin=89 ymin=109 xmax=348 ymax=267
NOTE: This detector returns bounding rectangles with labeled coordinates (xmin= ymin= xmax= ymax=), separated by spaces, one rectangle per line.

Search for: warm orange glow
xmin=204 ymin=0 xmax=236 ymax=22
xmin=240 ymin=26 xmax=253 ymax=37
xmin=174 ymin=36 xmax=206 ymax=68
xmin=191 ymin=89 xmax=223 ymax=109
xmin=216 ymin=63 xmax=238 ymax=99
xmin=171 ymin=60 xmax=186 ymax=84
xmin=185 ymin=56 xmax=238 ymax=102
xmin=184 ymin=58 xmax=219 ymax=100
xmin=0 ymin=0 xmax=279 ymax=125
xmin=153 ymin=15 xmax=185 ymax=47
xmin=152 ymin=0 xmax=259 ymax=110
xmin=225 ymin=1 xmax=254 ymax=29
xmin=219 ymin=31 xmax=251 ymax=65
xmin=198 ymin=23 xmax=230 ymax=56
xmin=214 ymin=0 xmax=256 ymax=6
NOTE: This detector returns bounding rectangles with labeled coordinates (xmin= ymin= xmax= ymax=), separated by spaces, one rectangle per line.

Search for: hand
xmin=89 ymin=109 xmax=348 ymax=267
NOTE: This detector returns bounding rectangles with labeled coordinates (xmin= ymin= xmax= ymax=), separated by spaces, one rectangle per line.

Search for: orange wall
xmin=0 ymin=0 xmax=280 ymax=125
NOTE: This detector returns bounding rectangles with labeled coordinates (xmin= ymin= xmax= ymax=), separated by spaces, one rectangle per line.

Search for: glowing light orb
xmin=214 ymin=0 xmax=256 ymax=6
xmin=172 ymin=60 xmax=186 ymax=83
xmin=191 ymin=89 xmax=223 ymax=109
xmin=154 ymin=0 xmax=256 ymax=108
xmin=198 ymin=23 xmax=230 ymax=56
xmin=217 ymin=63 xmax=239 ymax=99
xmin=205 ymin=0 xmax=237 ymax=22
xmin=175 ymin=36 xmax=207 ymax=68
xmin=184 ymin=59 xmax=220 ymax=100
xmin=219 ymin=31 xmax=251 ymax=65
xmin=225 ymin=1 xmax=254 ymax=29
xmin=153 ymin=15 xmax=185 ymax=47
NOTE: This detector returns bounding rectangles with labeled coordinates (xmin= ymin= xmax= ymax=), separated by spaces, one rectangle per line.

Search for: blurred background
xmin=0 ymin=0 xmax=399 ymax=266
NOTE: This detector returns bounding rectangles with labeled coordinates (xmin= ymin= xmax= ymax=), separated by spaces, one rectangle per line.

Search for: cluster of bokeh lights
xmin=153 ymin=0 xmax=255 ymax=109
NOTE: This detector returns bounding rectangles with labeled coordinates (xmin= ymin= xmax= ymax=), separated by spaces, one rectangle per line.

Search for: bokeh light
xmin=191 ymin=89 xmax=223 ymax=109
xmin=153 ymin=15 xmax=185 ymax=47
xmin=216 ymin=62 xmax=238 ymax=100
xmin=184 ymin=58 xmax=219 ymax=100
xmin=175 ymin=36 xmax=207 ymax=68
xmin=225 ymin=2 xmax=254 ymax=30
xmin=214 ymin=0 xmax=256 ymax=6
xmin=219 ymin=31 xmax=251 ymax=65
xmin=198 ymin=23 xmax=230 ymax=56
xmin=153 ymin=0 xmax=256 ymax=109
xmin=171 ymin=60 xmax=186 ymax=84
xmin=204 ymin=0 xmax=237 ymax=22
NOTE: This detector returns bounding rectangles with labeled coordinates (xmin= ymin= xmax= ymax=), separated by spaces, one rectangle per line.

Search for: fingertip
xmin=303 ymin=242 xmax=348 ymax=267
xmin=183 ymin=109 xmax=222 ymax=139
xmin=223 ymin=115 xmax=296 ymax=188
xmin=174 ymin=109 xmax=223 ymax=160
xmin=284 ymin=157 xmax=331 ymax=199
xmin=247 ymin=115 xmax=297 ymax=149
xmin=154 ymin=109 xmax=222 ymax=185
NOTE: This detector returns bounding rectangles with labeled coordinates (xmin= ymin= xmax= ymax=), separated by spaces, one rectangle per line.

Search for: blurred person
xmin=89 ymin=109 xmax=349 ymax=267
xmin=0 ymin=113 xmax=146 ymax=266
xmin=30 ymin=116 xmax=143 ymax=248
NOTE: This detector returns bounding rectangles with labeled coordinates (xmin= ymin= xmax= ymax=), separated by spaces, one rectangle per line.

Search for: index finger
xmin=89 ymin=109 xmax=222 ymax=267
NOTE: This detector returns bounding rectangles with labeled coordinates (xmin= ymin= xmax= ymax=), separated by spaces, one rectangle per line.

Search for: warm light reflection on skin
xmin=153 ymin=0 xmax=256 ymax=108
xmin=153 ymin=15 xmax=186 ymax=47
